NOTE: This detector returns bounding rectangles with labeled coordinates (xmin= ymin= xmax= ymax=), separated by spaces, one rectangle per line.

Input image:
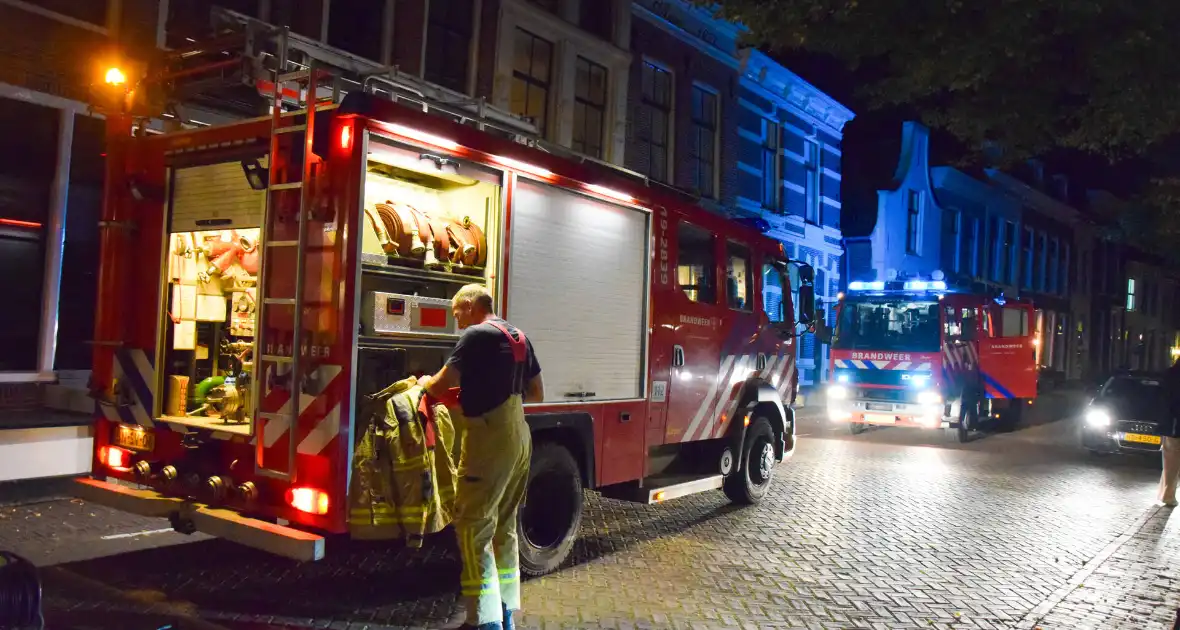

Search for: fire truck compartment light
xmin=1084 ymin=408 xmax=1111 ymax=428
xmin=493 ymin=155 xmax=554 ymax=179
xmin=585 ymin=183 xmax=635 ymax=203
xmin=287 ymin=487 xmax=330 ymax=515
xmin=383 ymin=123 xmax=460 ymax=151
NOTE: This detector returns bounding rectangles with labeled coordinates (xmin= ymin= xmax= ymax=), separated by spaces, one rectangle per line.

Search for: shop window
xmin=424 ymin=0 xmax=475 ymax=94
xmin=510 ymin=28 xmax=553 ymax=136
xmin=573 ymin=56 xmax=608 ymax=159
xmin=726 ymin=241 xmax=752 ymax=311
xmin=638 ymin=61 xmax=673 ymax=183
xmin=677 ymin=222 xmax=716 ymax=304
xmin=689 ymin=85 xmax=718 ymax=199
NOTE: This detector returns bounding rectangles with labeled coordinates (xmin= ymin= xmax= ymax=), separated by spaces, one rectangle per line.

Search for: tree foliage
xmin=700 ymin=0 xmax=1180 ymax=164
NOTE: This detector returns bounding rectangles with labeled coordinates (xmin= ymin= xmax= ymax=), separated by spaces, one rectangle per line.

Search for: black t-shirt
xmin=446 ymin=317 xmax=541 ymax=417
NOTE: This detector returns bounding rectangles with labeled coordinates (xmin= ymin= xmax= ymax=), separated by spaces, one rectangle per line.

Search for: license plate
xmin=866 ymin=403 xmax=892 ymax=412
xmin=1123 ymin=433 xmax=1161 ymax=445
xmin=864 ymin=414 xmax=896 ymax=425
xmin=114 ymin=424 xmax=155 ymax=452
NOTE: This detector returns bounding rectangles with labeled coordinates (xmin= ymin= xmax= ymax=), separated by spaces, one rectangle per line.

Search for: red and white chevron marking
xmin=257 ymin=363 xmax=346 ymax=472
xmin=680 ymin=353 xmax=795 ymax=443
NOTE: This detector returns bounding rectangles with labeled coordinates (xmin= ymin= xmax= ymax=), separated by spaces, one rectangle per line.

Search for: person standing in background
xmin=1159 ymin=359 xmax=1180 ymax=507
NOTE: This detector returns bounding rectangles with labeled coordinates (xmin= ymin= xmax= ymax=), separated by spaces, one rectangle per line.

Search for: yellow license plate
xmin=1123 ymin=433 xmax=1161 ymax=445
xmin=114 ymin=424 xmax=156 ymax=452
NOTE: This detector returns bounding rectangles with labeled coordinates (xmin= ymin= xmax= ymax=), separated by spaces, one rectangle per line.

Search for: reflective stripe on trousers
xmin=454 ymin=394 xmax=531 ymax=625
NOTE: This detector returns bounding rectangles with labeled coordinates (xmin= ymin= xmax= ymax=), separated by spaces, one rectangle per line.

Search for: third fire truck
xmin=824 ymin=274 xmax=1038 ymax=442
xmin=74 ymin=15 xmax=816 ymax=575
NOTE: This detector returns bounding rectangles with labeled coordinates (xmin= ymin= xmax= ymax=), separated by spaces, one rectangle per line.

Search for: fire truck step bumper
xmin=73 ymin=478 xmax=325 ymax=562
xmin=643 ymin=474 xmax=724 ymax=504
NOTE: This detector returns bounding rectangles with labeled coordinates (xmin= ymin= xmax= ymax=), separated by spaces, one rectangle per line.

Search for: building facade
xmin=626 ymin=0 xmax=853 ymax=389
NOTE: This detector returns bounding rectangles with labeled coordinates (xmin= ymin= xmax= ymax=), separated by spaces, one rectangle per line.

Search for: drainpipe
xmin=36 ymin=109 xmax=74 ymax=376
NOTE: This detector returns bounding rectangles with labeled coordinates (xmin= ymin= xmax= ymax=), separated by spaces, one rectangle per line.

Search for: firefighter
xmin=419 ymin=284 xmax=544 ymax=630
xmin=1160 ymin=359 xmax=1180 ymax=507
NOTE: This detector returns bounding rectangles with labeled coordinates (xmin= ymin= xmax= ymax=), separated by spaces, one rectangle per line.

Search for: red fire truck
xmin=74 ymin=22 xmax=816 ymax=575
xmin=824 ymin=275 xmax=1038 ymax=442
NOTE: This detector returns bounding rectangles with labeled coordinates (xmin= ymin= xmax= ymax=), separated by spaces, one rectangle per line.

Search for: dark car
xmin=1081 ymin=373 xmax=1168 ymax=455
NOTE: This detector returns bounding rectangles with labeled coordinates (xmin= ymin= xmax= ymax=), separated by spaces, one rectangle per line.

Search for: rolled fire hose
xmin=192 ymin=375 xmax=226 ymax=406
xmin=239 ymin=235 xmax=260 ymax=275
xmin=388 ymin=201 xmax=426 ymax=254
xmin=363 ymin=205 xmax=396 ymax=255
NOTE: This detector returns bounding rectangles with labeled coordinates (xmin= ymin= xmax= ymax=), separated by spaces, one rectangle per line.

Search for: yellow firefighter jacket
xmin=348 ymin=377 xmax=463 ymax=546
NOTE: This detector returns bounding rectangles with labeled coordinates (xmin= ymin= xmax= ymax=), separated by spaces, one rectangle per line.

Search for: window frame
xmin=760 ymin=118 xmax=781 ymax=211
xmin=689 ymin=83 xmax=720 ymax=199
xmin=510 ymin=28 xmax=554 ymax=136
xmin=638 ymin=60 xmax=674 ymax=184
xmin=905 ymin=190 xmax=922 ymax=255
xmin=725 ymin=240 xmax=754 ymax=312
xmin=804 ymin=138 xmax=822 ymax=224
xmin=424 ymin=0 xmax=476 ymax=94
xmin=676 ymin=220 xmax=718 ymax=305
xmin=572 ymin=55 xmax=609 ymax=159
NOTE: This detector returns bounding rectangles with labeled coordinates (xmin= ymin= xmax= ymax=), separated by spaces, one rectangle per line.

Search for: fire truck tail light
xmin=101 ymin=446 xmax=131 ymax=470
xmin=339 ymin=125 xmax=352 ymax=150
xmin=287 ymin=487 xmax=330 ymax=515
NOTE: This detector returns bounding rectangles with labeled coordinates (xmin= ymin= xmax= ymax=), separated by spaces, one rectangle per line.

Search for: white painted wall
xmin=0 ymin=426 xmax=92 ymax=482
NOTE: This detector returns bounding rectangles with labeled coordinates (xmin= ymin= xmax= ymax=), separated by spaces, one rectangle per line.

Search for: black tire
xmin=723 ymin=417 xmax=776 ymax=505
xmin=517 ymin=442 xmax=583 ymax=577
xmin=953 ymin=398 xmax=979 ymax=443
xmin=849 ymin=422 xmax=868 ymax=435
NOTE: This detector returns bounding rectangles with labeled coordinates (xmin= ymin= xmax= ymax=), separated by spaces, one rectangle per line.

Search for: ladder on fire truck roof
xmin=154 ymin=7 xmax=698 ymax=203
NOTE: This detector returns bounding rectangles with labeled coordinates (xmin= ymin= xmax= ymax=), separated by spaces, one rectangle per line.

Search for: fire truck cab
xmin=74 ymin=18 xmax=817 ymax=576
xmin=824 ymin=274 xmax=1038 ymax=442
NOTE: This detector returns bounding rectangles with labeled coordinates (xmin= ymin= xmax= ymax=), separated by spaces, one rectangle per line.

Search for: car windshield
xmin=1099 ymin=377 xmax=1168 ymax=420
xmin=833 ymin=300 xmax=941 ymax=352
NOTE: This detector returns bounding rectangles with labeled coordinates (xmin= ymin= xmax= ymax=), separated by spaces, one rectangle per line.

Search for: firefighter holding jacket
xmin=419 ymin=284 xmax=544 ymax=630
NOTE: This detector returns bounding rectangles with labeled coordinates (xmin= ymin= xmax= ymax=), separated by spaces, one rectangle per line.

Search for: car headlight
xmin=1085 ymin=408 xmax=1111 ymax=428
xmin=828 ymin=384 xmax=849 ymax=400
xmin=916 ymin=390 xmax=942 ymax=405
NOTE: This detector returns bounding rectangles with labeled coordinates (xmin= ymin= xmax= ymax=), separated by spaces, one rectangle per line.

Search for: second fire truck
xmin=74 ymin=18 xmax=816 ymax=575
xmin=824 ymin=274 xmax=1038 ymax=442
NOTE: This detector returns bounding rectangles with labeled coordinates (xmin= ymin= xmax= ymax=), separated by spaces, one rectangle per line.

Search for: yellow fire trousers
xmin=455 ymin=394 xmax=531 ymax=626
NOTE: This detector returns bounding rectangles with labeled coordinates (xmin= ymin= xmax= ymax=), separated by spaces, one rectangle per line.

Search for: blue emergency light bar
xmin=847 ymin=279 xmax=947 ymax=292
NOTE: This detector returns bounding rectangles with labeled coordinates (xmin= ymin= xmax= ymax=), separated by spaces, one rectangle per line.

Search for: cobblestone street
xmin=3 ymin=393 xmax=1177 ymax=630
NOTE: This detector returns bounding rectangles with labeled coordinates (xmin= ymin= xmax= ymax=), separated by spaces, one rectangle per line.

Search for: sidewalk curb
xmin=1012 ymin=503 xmax=1163 ymax=629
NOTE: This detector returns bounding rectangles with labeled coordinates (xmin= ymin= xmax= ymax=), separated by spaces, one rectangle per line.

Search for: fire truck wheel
xmin=849 ymin=422 xmax=868 ymax=435
xmin=518 ymin=442 xmax=583 ymax=577
xmin=953 ymin=402 xmax=979 ymax=443
xmin=723 ymin=417 xmax=775 ymax=505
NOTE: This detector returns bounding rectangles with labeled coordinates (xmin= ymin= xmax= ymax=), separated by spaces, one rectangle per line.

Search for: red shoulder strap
xmin=485 ymin=319 xmax=527 ymax=363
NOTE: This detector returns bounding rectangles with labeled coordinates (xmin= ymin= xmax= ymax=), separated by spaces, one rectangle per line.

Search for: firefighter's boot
xmin=454 ymin=395 xmax=531 ymax=627
xmin=503 ymin=603 xmax=515 ymax=630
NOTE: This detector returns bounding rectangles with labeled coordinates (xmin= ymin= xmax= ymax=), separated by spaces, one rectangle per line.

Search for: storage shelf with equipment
xmin=354 ymin=134 xmax=503 ymax=394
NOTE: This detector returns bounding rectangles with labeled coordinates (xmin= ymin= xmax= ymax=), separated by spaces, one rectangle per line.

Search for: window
xmin=834 ymin=301 xmax=941 ymax=352
xmin=1022 ymin=227 xmax=1034 ymax=289
xmin=805 ymin=139 xmax=821 ymax=223
xmin=510 ymin=29 xmax=553 ymax=136
xmin=761 ymin=119 xmax=780 ymax=210
xmin=1002 ymin=222 xmax=1016 ymax=284
xmin=944 ymin=307 xmax=978 ymax=341
xmin=1035 ymin=232 xmax=1047 ymax=291
xmin=906 ymin=191 xmax=921 ymax=254
xmin=961 ymin=216 xmax=976 ymax=276
xmin=573 ymin=57 xmax=608 ymax=159
xmin=677 ymin=222 xmax=716 ymax=304
xmin=638 ymin=62 xmax=673 ymax=183
xmin=424 ymin=0 xmax=475 ymax=93
xmin=989 ymin=216 xmax=1001 ymax=281
xmin=1062 ymin=244 xmax=1071 ymax=295
xmin=1000 ymin=307 xmax=1030 ymax=338
xmin=762 ymin=262 xmax=786 ymax=323
xmin=689 ymin=85 xmax=719 ymax=198
xmin=579 ymin=0 xmax=614 ymax=40
xmin=1048 ymin=238 xmax=1059 ymax=294
xmin=947 ymin=211 xmax=961 ymax=272
xmin=1127 ymin=278 xmax=1137 ymax=312
xmin=726 ymin=242 xmax=752 ymax=311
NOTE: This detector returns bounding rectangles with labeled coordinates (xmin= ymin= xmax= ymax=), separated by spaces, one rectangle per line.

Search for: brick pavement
xmin=1 ymin=397 xmax=1171 ymax=630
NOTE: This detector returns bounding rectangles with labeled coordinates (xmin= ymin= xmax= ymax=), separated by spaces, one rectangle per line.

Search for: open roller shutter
xmin=505 ymin=179 xmax=649 ymax=402
xmin=170 ymin=161 xmax=265 ymax=231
